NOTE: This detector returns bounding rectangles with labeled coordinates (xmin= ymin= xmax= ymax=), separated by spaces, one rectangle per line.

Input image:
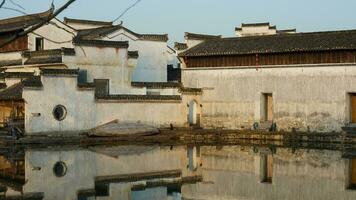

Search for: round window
xmin=53 ymin=105 xmax=67 ymax=121
xmin=53 ymin=161 xmax=67 ymax=177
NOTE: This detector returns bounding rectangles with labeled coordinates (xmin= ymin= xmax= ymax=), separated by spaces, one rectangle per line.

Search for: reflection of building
xmin=182 ymin=146 xmax=356 ymax=200
xmin=1 ymin=146 xmax=201 ymax=200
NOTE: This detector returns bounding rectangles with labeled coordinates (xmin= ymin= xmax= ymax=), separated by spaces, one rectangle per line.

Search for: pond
xmin=0 ymin=143 xmax=356 ymax=200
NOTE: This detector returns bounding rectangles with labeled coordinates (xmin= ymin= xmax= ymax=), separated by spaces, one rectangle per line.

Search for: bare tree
xmin=0 ymin=0 xmax=5 ymax=9
xmin=0 ymin=0 xmax=76 ymax=48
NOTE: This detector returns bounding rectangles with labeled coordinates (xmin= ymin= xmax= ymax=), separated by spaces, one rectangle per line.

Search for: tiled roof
xmin=180 ymin=29 xmax=356 ymax=57
xmin=1 ymin=72 xmax=35 ymax=78
xmin=0 ymin=59 xmax=22 ymax=67
xmin=131 ymin=82 xmax=181 ymax=89
xmin=185 ymin=32 xmax=222 ymax=40
xmin=63 ymin=17 xmax=113 ymax=26
xmin=0 ymin=76 xmax=41 ymax=100
xmin=0 ymin=8 xmax=54 ymax=33
xmin=76 ymin=25 xmax=169 ymax=42
xmin=0 ymin=82 xmax=24 ymax=100
xmin=40 ymin=68 xmax=79 ymax=76
xmin=77 ymin=82 xmax=95 ymax=89
xmin=174 ymin=42 xmax=188 ymax=51
xmin=128 ymin=51 xmax=139 ymax=59
xmin=25 ymin=56 xmax=62 ymax=65
xmin=73 ymin=38 xmax=129 ymax=48
xmin=22 ymin=48 xmax=75 ymax=57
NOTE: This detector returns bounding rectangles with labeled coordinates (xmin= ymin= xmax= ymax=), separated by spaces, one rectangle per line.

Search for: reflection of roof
xmin=184 ymin=32 xmax=222 ymax=40
xmin=180 ymin=29 xmax=356 ymax=57
xmin=131 ymin=82 xmax=181 ymax=89
xmin=0 ymin=59 xmax=22 ymax=67
xmin=63 ymin=17 xmax=113 ymax=26
xmin=76 ymin=25 xmax=169 ymax=42
xmin=0 ymin=8 xmax=54 ymax=33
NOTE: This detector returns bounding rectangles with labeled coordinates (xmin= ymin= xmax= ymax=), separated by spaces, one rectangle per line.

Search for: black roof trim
xmin=22 ymin=48 xmax=75 ymax=58
xmin=185 ymin=32 xmax=222 ymax=40
xmin=63 ymin=17 xmax=113 ymax=26
xmin=2 ymin=72 xmax=35 ymax=78
xmin=40 ymin=68 xmax=79 ymax=76
xmin=0 ymin=59 xmax=22 ymax=67
xmin=73 ymin=38 xmax=129 ymax=48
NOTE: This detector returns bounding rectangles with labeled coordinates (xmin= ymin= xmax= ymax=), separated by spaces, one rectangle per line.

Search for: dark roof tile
xmin=63 ymin=17 xmax=113 ymax=26
xmin=0 ymin=59 xmax=22 ymax=67
xmin=0 ymin=82 xmax=23 ymax=100
xmin=128 ymin=51 xmax=139 ymax=59
xmin=40 ymin=68 xmax=79 ymax=76
xmin=73 ymin=38 xmax=129 ymax=48
xmin=180 ymin=29 xmax=356 ymax=57
xmin=185 ymin=32 xmax=222 ymax=40
xmin=131 ymin=82 xmax=181 ymax=89
xmin=97 ymin=94 xmax=181 ymax=102
xmin=174 ymin=42 xmax=188 ymax=51
xmin=0 ymin=8 xmax=54 ymax=33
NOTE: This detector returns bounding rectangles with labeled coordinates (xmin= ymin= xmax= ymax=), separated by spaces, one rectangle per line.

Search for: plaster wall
xmin=107 ymin=31 xmax=168 ymax=82
xmin=28 ymin=19 xmax=75 ymax=50
xmin=22 ymin=75 xmax=197 ymax=134
xmin=236 ymin=26 xmax=277 ymax=37
xmin=182 ymin=65 xmax=356 ymax=132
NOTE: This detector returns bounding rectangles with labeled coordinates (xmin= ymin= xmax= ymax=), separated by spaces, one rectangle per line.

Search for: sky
xmin=1 ymin=0 xmax=356 ymax=44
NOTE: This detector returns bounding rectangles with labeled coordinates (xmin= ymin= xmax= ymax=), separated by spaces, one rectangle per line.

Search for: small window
xmin=350 ymin=159 xmax=356 ymax=189
xmin=53 ymin=105 xmax=67 ymax=121
xmin=35 ymin=37 xmax=44 ymax=51
xmin=53 ymin=161 xmax=67 ymax=177
xmin=262 ymin=154 xmax=273 ymax=183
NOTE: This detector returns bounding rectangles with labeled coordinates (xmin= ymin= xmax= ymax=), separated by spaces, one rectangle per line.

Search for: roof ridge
xmin=0 ymin=8 xmax=54 ymax=26
xmin=63 ymin=17 xmax=113 ymax=26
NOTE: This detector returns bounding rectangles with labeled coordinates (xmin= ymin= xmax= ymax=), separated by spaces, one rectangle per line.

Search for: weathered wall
xmin=28 ymin=19 xmax=75 ymax=50
xmin=182 ymin=146 xmax=356 ymax=200
xmin=23 ymin=146 xmax=187 ymax=200
xmin=182 ymin=65 xmax=356 ymax=132
xmin=107 ymin=30 xmax=169 ymax=82
xmin=22 ymin=75 xmax=197 ymax=134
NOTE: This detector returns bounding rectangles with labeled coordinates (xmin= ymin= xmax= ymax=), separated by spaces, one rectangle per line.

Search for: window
xmin=35 ymin=37 xmax=44 ymax=51
xmin=53 ymin=105 xmax=67 ymax=121
xmin=261 ymin=154 xmax=273 ymax=183
xmin=350 ymin=159 xmax=356 ymax=189
xmin=53 ymin=161 xmax=67 ymax=177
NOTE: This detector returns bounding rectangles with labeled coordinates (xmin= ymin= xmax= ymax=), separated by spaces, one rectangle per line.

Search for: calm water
xmin=1 ymin=143 xmax=356 ymax=200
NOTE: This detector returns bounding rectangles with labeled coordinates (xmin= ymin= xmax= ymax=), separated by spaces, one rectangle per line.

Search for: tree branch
xmin=0 ymin=0 xmax=5 ymax=9
xmin=0 ymin=0 xmax=76 ymax=48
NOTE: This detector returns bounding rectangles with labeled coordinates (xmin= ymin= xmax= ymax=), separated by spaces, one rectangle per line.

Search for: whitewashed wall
xmin=106 ymin=30 xmax=168 ymax=82
xmin=28 ymin=19 xmax=75 ymax=50
xmin=182 ymin=64 xmax=356 ymax=132
xmin=22 ymin=75 xmax=198 ymax=134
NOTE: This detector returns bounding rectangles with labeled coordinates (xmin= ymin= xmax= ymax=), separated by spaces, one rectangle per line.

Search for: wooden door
xmin=267 ymin=94 xmax=273 ymax=121
xmin=266 ymin=155 xmax=273 ymax=181
xmin=352 ymin=159 xmax=356 ymax=185
xmin=351 ymin=95 xmax=356 ymax=123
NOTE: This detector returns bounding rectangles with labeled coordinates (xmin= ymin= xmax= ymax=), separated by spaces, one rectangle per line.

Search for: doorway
xmin=351 ymin=94 xmax=356 ymax=123
xmin=262 ymin=93 xmax=273 ymax=121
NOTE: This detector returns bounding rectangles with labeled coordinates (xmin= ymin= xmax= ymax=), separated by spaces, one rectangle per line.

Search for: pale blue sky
xmin=1 ymin=0 xmax=356 ymax=44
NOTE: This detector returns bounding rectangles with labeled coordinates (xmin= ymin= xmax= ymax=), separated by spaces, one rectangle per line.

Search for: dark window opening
xmin=53 ymin=161 xmax=67 ymax=177
xmin=35 ymin=37 xmax=44 ymax=51
xmin=53 ymin=105 xmax=67 ymax=121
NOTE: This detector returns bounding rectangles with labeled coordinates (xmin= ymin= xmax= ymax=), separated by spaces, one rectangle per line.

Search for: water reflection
xmin=0 ymin=144 xmax=356 ymax=200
